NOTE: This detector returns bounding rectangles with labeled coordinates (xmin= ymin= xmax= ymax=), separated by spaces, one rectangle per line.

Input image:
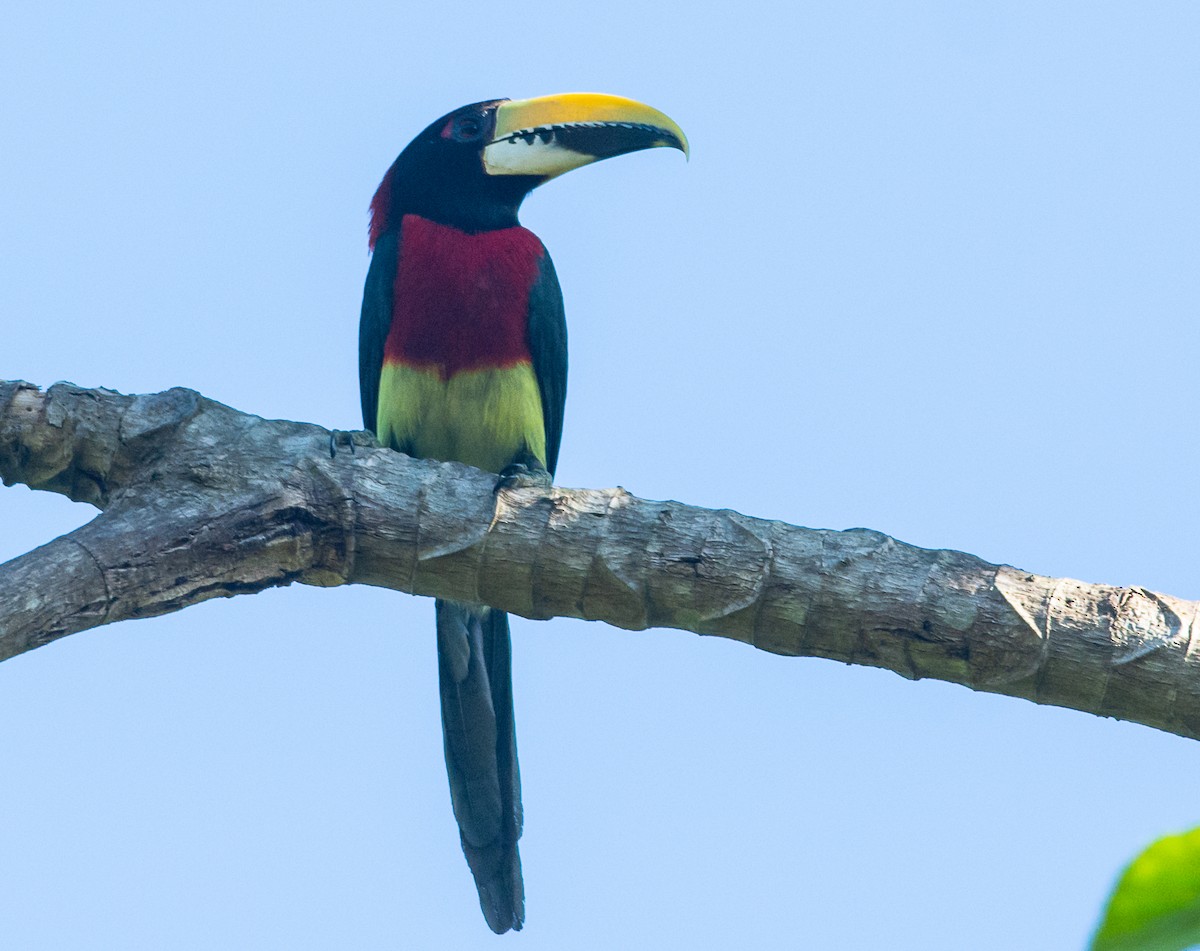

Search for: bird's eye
xmin=456 ymin=116 xmax=483 ymax=140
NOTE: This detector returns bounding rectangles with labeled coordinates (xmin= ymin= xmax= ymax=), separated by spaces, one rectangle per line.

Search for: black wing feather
xmin=526 ymin=251 xmax=567 ymax=476
xmin=358 ymin=230 xmax=399 ymax=434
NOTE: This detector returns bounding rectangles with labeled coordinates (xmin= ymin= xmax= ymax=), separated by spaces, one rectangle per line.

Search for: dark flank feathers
xmin=526 ymin=253 xmax=567 ymax=477
xmin=358 ymin=229 xmax=396 ymax=435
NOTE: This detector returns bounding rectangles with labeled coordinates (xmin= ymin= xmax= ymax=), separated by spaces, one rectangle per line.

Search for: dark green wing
xmin=527 ymin=250 xmax=567 ymax=477
xmin=358 ymin=230 xmax=399 ymax=434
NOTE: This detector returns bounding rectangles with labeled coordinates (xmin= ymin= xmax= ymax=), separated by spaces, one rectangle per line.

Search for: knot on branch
xmin=0 ymin=382 xmax=206 ymax=507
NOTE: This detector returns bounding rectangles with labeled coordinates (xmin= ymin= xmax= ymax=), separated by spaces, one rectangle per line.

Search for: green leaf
xmin=1092 ymin=827 xmax=1200 ymax=951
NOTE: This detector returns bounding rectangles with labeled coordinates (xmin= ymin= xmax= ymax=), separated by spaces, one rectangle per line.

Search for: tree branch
xmin=2 ymin=379 xmax=1197 ymax=740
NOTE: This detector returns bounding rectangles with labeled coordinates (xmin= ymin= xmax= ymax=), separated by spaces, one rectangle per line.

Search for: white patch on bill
xmin=482 ymin=132 xmax=595 ymax=178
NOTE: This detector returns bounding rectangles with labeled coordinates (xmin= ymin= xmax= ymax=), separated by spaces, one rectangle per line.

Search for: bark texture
xmin=2 ymin=380 xmax=1197 ymax=740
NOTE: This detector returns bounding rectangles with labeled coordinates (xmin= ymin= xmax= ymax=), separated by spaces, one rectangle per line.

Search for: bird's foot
xmin=328 ymin=429 xmax=358 ymax=459
xmin=495 ymin=460 xmax=553 ymax=493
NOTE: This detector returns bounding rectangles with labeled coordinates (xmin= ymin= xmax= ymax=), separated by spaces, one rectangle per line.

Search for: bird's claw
xmin=494 ymin=461 xmax=553 ymax=493
xmin=329 ymin=430 xmax=358 ymax=459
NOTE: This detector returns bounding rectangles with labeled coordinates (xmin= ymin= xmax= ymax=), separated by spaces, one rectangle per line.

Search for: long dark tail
xmin=435 ymin=599 xmax=524 ymax=933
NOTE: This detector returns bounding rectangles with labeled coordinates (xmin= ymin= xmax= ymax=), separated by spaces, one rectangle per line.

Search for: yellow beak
xmin=483 ymin=92 xmax=688 ymax=178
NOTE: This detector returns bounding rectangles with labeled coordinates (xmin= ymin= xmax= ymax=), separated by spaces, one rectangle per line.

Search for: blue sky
xmin=2 ymin=2 xmax=1198 ymax=948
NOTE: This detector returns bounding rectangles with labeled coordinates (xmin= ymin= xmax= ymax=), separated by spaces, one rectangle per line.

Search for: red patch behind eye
xmin=384 ymin=215 xmax=545 ymax=378
xmin=368 ymin=167 xmax=393 ymax=250
xmin=440 ymin=117 xmax=457 ymax=139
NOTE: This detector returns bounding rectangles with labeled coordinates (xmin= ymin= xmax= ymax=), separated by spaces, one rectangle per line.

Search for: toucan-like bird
xmin=358 ymin=93 xmax=687 ymax=932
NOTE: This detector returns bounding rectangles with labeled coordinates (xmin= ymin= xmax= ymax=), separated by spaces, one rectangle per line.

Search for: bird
xmin=358 ymin=93 xmax=687 ymax=932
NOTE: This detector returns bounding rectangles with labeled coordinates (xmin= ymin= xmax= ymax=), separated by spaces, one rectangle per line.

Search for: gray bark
xmin=2 ymin=379 xmax=1197 ymax=740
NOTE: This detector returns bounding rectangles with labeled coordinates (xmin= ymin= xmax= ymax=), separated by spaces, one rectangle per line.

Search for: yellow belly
xmin=376 ymin=361 xmax=546 ymax=474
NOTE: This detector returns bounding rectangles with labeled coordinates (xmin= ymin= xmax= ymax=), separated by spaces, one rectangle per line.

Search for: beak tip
xmin=671 ymin=130 xmax=689 ymax=160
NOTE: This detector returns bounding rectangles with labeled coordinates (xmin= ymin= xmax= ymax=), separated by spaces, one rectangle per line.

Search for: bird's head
xmin=369 ymin=93 xmax=688 ymax=241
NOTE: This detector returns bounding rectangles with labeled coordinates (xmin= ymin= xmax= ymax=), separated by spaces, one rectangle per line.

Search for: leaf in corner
xmin=1092 ymin=827 xmax=1200 ymax=951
